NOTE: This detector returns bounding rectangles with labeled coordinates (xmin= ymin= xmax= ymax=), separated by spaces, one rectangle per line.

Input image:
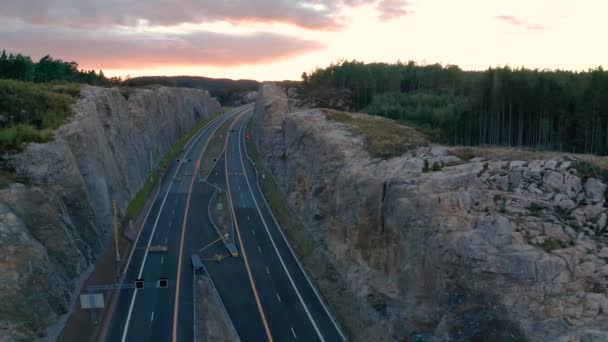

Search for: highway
xmin=218 ymin=109 xmax=345 ymax=342
xmin=104 ymin=105 xmax=345 ymax=342
xmin=105 ymin=106 xmax=245 ymax=342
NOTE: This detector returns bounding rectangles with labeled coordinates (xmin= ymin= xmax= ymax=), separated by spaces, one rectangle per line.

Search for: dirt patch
xmin=322 ymin=109 xmax=429 ymax=159
xmin=210 ymin=191 xmax=232 ymax=245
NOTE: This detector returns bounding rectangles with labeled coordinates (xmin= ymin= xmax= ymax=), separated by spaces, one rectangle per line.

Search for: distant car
xmin=191 ymin=254 xmax=204 ymax=272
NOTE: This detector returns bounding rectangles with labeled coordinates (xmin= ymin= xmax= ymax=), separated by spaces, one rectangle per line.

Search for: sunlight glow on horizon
xmin=91 ymin=0 xmax=608 ymax=81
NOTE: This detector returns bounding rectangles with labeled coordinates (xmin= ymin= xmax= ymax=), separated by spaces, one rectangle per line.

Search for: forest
xmin=0 ymin=50 xmax=114 ymax=151
xmin=124 ymin=76 xmax=259 ymax=105
xmin=0 ymin=50 xmax=112 ymax=85
xmin=303 ymin=60 xmax=608 ymax=155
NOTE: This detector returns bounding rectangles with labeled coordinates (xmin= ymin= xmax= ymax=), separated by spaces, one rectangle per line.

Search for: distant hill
xmin=124 ymin=76 xmax=260 ymax=105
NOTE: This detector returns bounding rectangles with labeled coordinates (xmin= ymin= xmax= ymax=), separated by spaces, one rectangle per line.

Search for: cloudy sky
xmin=1 ymin=0 xmax=606 ymax=80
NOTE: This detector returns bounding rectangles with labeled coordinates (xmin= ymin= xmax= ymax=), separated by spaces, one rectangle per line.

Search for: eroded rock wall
xmin=0 ymin=86 xmax=220 ymax=340
xmin=253 ymin=83 xmax=608 ymax=341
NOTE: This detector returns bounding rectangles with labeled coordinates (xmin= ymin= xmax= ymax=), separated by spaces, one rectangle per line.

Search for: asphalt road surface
xmin=218 ymin=110 xmax=345 ymax=342
xmin=104 ymin=105 xmax=345 ymax=342
xmin=105 ymin=106 xmax=246 ymax=342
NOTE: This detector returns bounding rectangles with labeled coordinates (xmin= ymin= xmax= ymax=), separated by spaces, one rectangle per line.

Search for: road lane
xmin=105 ymin=106 xmax=248 ymax=342
xmin=222 ymin=110 xmax=345 ymax=341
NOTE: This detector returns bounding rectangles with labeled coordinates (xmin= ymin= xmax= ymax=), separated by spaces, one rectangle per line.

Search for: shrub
xmin=0 ymin=79 xmax=79 ymax=152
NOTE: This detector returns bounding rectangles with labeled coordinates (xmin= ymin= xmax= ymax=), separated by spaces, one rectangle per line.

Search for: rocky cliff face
xmin=253 ymin=84 xmax=608 ymax=341
xmin=0 ymin=86 xmax=220 ymax=340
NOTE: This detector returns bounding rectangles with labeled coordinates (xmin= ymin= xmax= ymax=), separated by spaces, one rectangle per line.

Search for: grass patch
xmin=0 ymin=170 xmax=18 ymax=189
xmin=322 ymin=108 xmax=428 ymax=159
xmin=450 ymin=147 xmax=477 ymax=161
xmin=200 ymin=116 xmax=234 ymax=177
xmin=210 ymin=191 xmax=232 ymax=244
xmin=526 ymin=202 xmax=543 ymax=217
xmin=0 ymin=79 xmax=81 ymax=152
xmin=245 ymin=118 xmax=376 ymax=340
xmin=540 ymin=237 xmax=561 ymax=253
xmin=125 ymin=111 xmax=223 ymax=219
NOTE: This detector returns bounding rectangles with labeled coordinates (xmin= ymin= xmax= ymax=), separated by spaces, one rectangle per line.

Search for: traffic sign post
xmin=80 ymin=293 xmax=104 ymax=325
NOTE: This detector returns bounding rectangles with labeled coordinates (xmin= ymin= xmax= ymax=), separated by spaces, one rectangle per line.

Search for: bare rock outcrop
xmin=0 ymin=86 xmax=220 ymax=340
xmin=253 ymin=83 xmax=608 ymax=341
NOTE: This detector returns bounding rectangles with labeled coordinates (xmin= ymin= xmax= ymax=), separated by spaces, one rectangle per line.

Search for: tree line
xmin=0 ymin=50 xmax=116 ymax=85
xmin=124 ymin=76 xmax=260 ymax=105
xmin=303 ymin=60 xmax=608 ymax=155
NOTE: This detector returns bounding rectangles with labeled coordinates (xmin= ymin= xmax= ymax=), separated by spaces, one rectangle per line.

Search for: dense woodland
xmin=125 ymin=76 xmax=259 ymax=105
xmin=304 ymin=60 xmax=608 ymax=155
xmin=0 ymin=50 xmax=113 ymax=85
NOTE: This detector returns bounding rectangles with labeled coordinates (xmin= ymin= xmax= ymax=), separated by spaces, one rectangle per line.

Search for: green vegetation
xmin=200 ymin=116 xmax=234 ymax=177
xmin=0 ymin=50 xmax=118 ymax=152
xmin=322 ymin=108 xmax=428 ymax=159
xmin=0 ymin=50 xmax=114 ymax=85
xmin=126 ymin=112 xmax=223 ymax=218
xmin=0 ymin=79 xmax=82 ymax=151
xmin=0 ymin=170 xmax=18 ymax=189
xmin=210 ymin=191 xmax=232 ymax=244
xmin=305 ymin=60 xmax=608 ymax=155
xmin=540 ymin=238 xmax=561 ymax=253
xmin=527 ymin=202 xmax=544 ymax=216
xmin=124 ymin=76 xmax=259 ymax=105
xmin=245 ymin=119 xmax=373 ymax=339
xmin=126 ymin=175 xmax=156 ymax=219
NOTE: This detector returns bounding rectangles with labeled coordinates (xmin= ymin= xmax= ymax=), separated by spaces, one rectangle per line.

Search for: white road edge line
xmin=291 ymin=326 xmax=297 ymax=339
xmin=236 ymin=113 xmax=326 ymax=342
xmin=193 ymin=269 xmax=197 ymax=342
xmin=120 ymin=112 xmax=227 ymax=342
xmin=241 ymin=113 xmax=347 ymax=341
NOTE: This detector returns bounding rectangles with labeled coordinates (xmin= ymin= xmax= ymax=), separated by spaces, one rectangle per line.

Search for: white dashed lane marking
xmin=291 ymin=327 xmax=297 ymax=339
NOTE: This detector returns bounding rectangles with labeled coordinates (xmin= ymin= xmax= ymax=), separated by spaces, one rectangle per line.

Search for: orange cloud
xmin=0 ymin=24 xmax=324 ymax=68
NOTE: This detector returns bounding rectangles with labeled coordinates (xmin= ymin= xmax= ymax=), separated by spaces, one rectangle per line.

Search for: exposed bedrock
xmin=253 ymin=83 xmax=608 ymax=341
xmin=0 ymin=86 xmax=220 ymax=340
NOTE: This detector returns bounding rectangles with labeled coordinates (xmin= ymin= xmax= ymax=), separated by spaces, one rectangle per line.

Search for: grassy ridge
xmin=125 ymin=111 xmax=223 ymax=218
xmin=323 ymin=108 xmax=429 ymax=159
xmin=0 ymin=79 xmax=81 ymax=151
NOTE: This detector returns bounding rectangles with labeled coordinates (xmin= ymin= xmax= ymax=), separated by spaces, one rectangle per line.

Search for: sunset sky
xmin=1 ymin=0 xmax=606 ymax=81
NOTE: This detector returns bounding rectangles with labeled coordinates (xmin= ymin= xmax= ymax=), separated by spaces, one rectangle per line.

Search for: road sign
xmin=135 ymin=279 xmax=145 ymax=289
xmin=80 ymin=293 xmax=104 ymax=309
